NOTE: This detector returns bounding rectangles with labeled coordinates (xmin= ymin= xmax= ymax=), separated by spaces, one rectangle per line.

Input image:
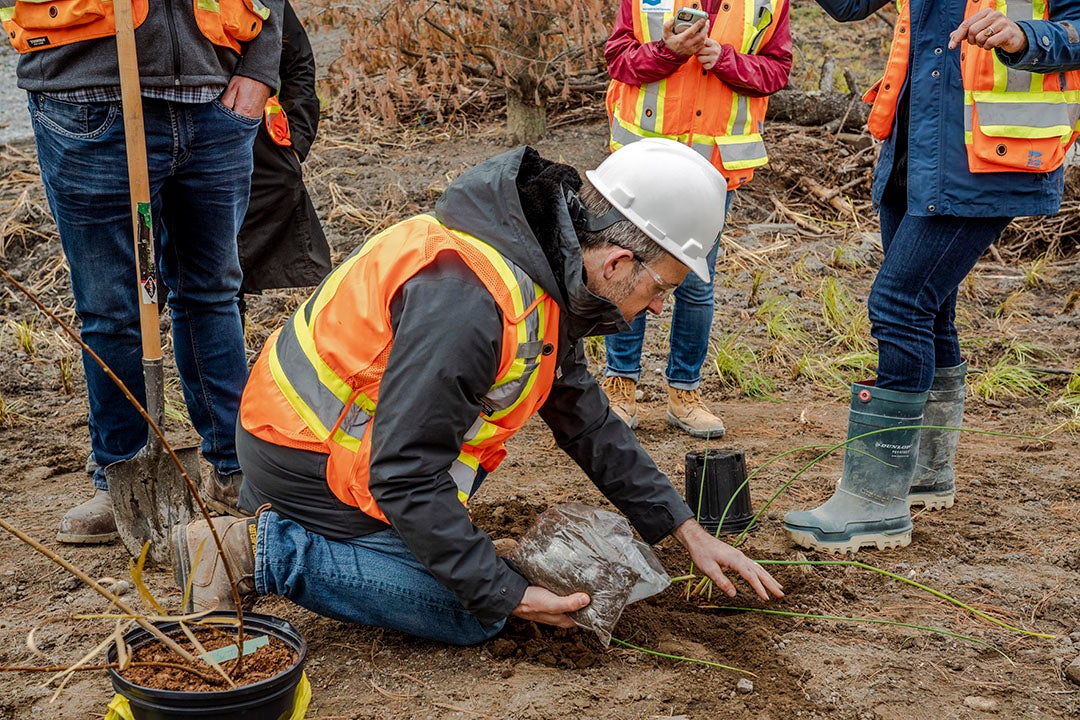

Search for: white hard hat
xmin=585 ymin=137 xmax=727 ymax=282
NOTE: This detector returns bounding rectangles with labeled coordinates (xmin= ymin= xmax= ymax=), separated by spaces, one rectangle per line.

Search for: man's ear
xmin=600 ymin=246 xmax=634 ymax=280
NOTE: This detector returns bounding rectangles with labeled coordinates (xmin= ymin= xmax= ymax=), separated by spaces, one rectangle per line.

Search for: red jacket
xmin=605 ymin=0 xmax=792 ymax=98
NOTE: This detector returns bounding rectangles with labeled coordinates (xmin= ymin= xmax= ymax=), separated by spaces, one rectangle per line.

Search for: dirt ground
xmin=3 ymin=5 xmax=1080 ymax=720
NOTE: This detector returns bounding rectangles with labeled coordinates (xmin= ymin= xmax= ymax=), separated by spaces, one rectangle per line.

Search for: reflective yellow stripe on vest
xmin=636 ymin=11 xmax=667 ymax=135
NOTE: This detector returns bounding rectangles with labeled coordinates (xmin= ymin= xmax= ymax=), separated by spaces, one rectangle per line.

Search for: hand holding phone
xmin=672 ymin=7 xmax=709 ymax=34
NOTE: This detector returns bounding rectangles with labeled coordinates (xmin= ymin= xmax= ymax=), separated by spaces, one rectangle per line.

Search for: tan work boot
xmin=56 ymin=489 xmax=118 ymax=544
xmin=667 ymin=387 xmax=726 ymax=438
xmin=600 ymin=375 xmax=639 ymax=429
xmin=200 ymin=468 xmax=249 ymax=518
xmin=172 ymin=515 xmax=257 ymax=613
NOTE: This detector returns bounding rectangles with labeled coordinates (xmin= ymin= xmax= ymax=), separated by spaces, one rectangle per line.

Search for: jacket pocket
xmin=193 ymin=0 xmax=269 ymax=53
xmin=2 ymin=0 xmax=148 ymax=53
xmin=966 ymin=90 xmax=1075 ymax=174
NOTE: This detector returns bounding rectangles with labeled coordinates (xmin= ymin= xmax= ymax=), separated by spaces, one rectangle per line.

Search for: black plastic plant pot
xmin=107 ymin=612 xmax=307 ymax=720
xmin=685 ymin=449 xmax=756 ymax=535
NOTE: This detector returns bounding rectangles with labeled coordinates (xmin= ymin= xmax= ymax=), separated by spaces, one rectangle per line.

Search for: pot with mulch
xmin=105 ymin=612 xmax=309 ymax=720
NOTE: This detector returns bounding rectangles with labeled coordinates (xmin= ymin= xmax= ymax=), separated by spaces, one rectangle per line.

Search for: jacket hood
xmin=434 ymin=147 xmax=630 ymax=339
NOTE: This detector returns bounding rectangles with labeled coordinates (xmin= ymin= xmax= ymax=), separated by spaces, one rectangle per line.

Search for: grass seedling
xmin=57 ymin=355 xmax=76 ymax=396
xmin=1046 ymin=372 xmax=1080 ymax=434
xmin=756 ymin=295 xmax=809 ymax=364
xmin=747 ymin=268 xmax=767 ymax=307
xmin=1064 ymin=286 xmax=1080 ymax=314
xmin=163 ymin=376 xmax=195 ymax=429
xmin=0 ymin=392 xmax=30 ymax=428
xmin=796 ymin=349 xmax=877 ymax=391
xmin=993 ymin=289 xmax=1030 ymax=321
xmin=818 ymin=277 xmax=871 ymax=353
xmin=609 ymin=636 xmax=753 ymax=675
xmin=711 ymin=332 xmax=777 ymax=399
xmin=755 ymin=558 xmax=1052 ymax=639
xmin=969 ymin=349 xmax=1050 ymax=401
xmin=703 ymin=605 xmax=1011 ymax=661
xmin=1022 ymin=254 xmax=1050 ymax=289
xmin=10 ymin=314 xmax=38 ymax=357
xmin=583 ymin=335 xmax=605 ymax=366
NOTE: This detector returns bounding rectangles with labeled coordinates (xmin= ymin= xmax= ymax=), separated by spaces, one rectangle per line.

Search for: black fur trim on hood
xmin=515 ymin=149 xmax=582 ymax=301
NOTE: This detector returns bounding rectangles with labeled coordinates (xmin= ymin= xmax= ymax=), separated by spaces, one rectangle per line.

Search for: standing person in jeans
xmin=234 ymin=0 xmax=330 ymax=324
xmin=784 ymin=0 xmax=1080 ymax=553
xmin=599 ymin=0 xmax=791 ymax=438
xmin=4 ymin=0 xmax=283 ymax=541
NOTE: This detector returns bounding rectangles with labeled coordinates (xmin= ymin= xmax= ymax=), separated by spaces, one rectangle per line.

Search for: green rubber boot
xmin=784 ymin=383 xmax=928 ymax=553
xmin=908 ymin=362 xmax=966 ymax=511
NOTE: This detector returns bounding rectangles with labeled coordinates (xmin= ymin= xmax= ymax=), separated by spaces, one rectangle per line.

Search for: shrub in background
xmin=313 ymin=0 xmax=614 ymax=143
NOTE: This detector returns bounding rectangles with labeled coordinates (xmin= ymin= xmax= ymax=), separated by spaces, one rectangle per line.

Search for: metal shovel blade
xmin=105 ymin=358 xmax=200 ymax=567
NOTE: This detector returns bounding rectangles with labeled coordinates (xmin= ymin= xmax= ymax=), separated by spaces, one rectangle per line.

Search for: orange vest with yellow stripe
xmin=240 ymin=214 xmax=561 ymax=522
xmin=864 ymin=0 xmax=1080 ymax=173
xmin=606 ymin=0 xmax=786 ymax=189
xmin=263 ymin=95 xmax=291 ymax=147
xmin=0 ymin=0 xmax=269 ymax=54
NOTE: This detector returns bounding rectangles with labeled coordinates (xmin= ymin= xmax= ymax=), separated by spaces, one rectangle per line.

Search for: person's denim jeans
xmin=29 ymin=93 xmax=255 ymax=489
xmin=873 ymin=186 xmax=1011 ymax=392
xmin=254 ymin=510 xmax=505 ymax=646
xmin=605 ymin=192 xmax=731 ymax=389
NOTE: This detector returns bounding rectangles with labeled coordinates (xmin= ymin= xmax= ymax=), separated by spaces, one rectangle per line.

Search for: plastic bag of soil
xmin=508 ymin=503 xmax=670 ymax=646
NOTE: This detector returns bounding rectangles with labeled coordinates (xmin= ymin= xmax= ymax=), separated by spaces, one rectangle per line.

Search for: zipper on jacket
xmin=164 ymin=0 xmax=182 ymax=86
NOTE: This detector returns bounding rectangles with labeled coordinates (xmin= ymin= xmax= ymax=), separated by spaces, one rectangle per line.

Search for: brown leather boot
xmin=600 ymin=375 xmax=639 ymax=429
xmin=56 ymin=489 xmax=118 ymax=544
xmin=172 ymin=515 xmax=257 ymax=613
xmin=667 ymin=387 xmax=726 ymax=438
xmin=200 ymin=468 xmax=250 ymax=518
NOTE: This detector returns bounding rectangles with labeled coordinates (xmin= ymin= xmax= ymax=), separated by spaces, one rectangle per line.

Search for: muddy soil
xmin=2 ymin=5 xmax=1080 ymax=720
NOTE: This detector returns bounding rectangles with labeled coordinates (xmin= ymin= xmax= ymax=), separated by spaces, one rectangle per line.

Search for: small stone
xmin=736 ymin=678 xmax=754 ymax=694
xmin=1066 ymin=656 xmax=1080 ymax=686
xmin=963 ymin=696 xmax=997 ymax=711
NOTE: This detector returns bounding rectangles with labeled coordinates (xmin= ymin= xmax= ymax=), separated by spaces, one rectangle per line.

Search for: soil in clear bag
xmin=509 ymin=503 xmax=669 ymax=646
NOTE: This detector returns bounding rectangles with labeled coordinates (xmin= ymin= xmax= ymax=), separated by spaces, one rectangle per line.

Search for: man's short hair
xmin=577 ymin=180 xmax=666 ymax=263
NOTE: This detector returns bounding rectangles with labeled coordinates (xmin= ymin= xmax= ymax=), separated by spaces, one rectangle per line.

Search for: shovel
xmin=103 ymin=0 xmax=200 ymax=567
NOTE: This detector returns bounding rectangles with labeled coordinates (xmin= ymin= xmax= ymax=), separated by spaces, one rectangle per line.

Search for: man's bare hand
xmin=220 ymin=75 xmax=272 ymax=119
xmin=663 ymin=17 xmax=708 ymax=57
xmin=511 ymin=586 xmax=590 ymax=628
xmin=948 ymin=9 xmax=1028 ymax=54
xmin=697 ymin=38 xmax=723 ymax=71
xmin=672 ymin=519 xmax=784 ymax=601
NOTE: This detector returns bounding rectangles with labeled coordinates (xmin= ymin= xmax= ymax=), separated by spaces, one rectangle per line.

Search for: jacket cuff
xmin=291 ymin=134 xmax=312 ymax=162
xmin=631 ymin=498 xmax=696 ymax=546
xmin=474 ymin=559 xmax=530 ymax=626
xmin=999 ymin=23 xmax=1046 ymax=70
xmin=654 ymin=38 xmax=690 ymax=64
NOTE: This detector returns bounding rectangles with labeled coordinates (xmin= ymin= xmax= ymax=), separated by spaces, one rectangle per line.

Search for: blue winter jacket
xmin=815 ymin=0 xmax=1080 ymax=218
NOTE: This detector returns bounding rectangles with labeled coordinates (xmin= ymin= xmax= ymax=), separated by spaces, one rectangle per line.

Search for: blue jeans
xmin=872 ymin=187 xmax=1011 ymax=392
xmin=605 ymin=193 xmax=730 ymax=389
xmin=29 ymin=93 xmax=256 ymax=489
xmin=254 ymin=510 xmax=504 ymax=646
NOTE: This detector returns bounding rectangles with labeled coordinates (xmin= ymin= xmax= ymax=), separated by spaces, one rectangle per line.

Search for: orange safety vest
xmin=0 ymin=0 xmax=269 ymax=54
xmin=606 ymin=0 xmax=786 ymax=189
xmin=240 ymin=214 xmax=561 ymax=522
xmin=864 ymin=0 xmax=1080 ymax=174
xmin=263 ymin=95 xmax=291 ymax=147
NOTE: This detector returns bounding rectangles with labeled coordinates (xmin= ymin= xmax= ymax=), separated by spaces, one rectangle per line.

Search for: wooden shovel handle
xmin=114 ymin=0 xmax=161 ymax=362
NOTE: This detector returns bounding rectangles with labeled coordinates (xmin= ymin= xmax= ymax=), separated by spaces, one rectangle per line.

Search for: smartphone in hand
xmin=672 ymin=7 xmax=709 ymax=34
